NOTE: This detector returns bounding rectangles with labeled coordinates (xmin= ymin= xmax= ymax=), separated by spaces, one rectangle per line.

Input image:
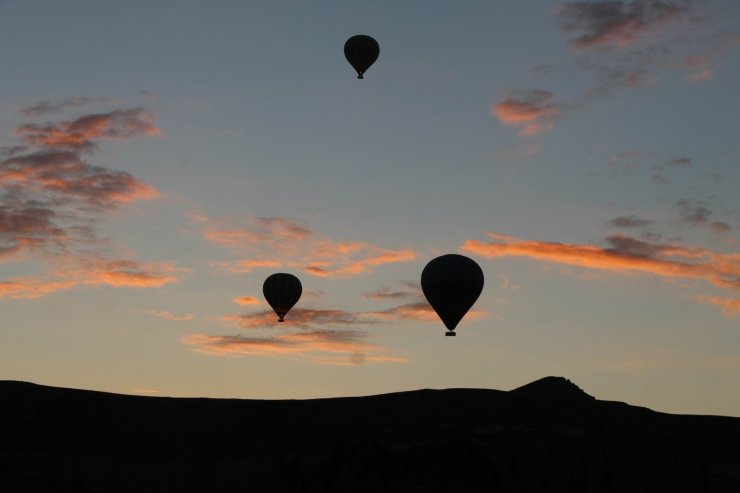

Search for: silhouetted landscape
xmin=2 ymin=376 xmax=739 ymax=492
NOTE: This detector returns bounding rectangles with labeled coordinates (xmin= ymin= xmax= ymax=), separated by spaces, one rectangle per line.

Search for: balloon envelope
xmin=344 ymin=35 xmax=379 ymax=79
xmin=263 ymin=273 xmax=302 ymax=322
xmin=421 ymin=254 xmax=484 ymax=336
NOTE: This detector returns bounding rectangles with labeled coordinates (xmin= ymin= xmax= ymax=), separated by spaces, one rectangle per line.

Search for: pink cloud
xmin=233 ymin=295 xmax=261 ymax=306
xmin=16 ymin=108 xmax=162 ymax=151
xmin=462 ymin=231 xmax=740 ymax=315
xmin=146 ymin=310 xmax=194 ymax=321
xmin=694 ymin=295 xmax=740 ymax=317
xmin=183 ymin=331 xmax=406 ymax=366
xmin=199 ymin=215 xmax=416 ymax=278
xmin=0 ymin=258 xmax=183 ymax=299
xmin=463 ymin=232 xmax=739 ymax=287
xmin=558 ymin=0 xmax=694 ymax=50
xmin=492 ymin=90 xmax=561 ymax=137
xmin=0 ymin=102 xmax=176 ymax=299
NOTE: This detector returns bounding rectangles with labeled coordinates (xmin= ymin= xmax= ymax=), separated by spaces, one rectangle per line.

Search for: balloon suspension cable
xmin=445 ymin=331 xmax=456 ymax=336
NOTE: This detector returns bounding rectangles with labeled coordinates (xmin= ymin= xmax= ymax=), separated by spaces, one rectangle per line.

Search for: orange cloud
xmin=0 ymin=258 xmax=183 ymax=299
xmin=233 ymin=295 xmax=261 ymax=306
xmin=462 ymin=232 xmax=740 ymax=315
xmin=463 ymin=233 xmax=739 ymax=287
xmin=0 ymin=102 xmax=173 ymax=299
xmin=146 ymin=310 xmax=194 ymax=321
xmin=492 ymin=90 xmax=561 ymax=136
xmin=199 ymin=215 xmax=416 ymax=278
xmin=183 ymin=331 xmax=406 ymax=366
xmin=694 ymin=295 xmax=740 ymax=317
xmin=230 ymin=259 xmax=282 ymax=273
xmin=16 ymin=108 xmax=162 ymax=151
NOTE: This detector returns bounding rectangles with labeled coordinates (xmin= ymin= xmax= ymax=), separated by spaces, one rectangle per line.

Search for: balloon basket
xmin=445 ymin=331 xmax=456 ymax=337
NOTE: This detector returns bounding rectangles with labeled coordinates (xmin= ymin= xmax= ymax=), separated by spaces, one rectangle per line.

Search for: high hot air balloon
xmin=421 ymin=254 xmax=484 ymax=336
xmin=344 ymin=35 xmax=379 ymax=79
xmin=263 ymin=273 xmax=302 ymax=322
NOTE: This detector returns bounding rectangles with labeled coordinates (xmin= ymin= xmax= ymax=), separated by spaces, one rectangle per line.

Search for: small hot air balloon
xmin=263 ymin=273 xmax=302 ymax=322
xmin=421 ymin=254 xmax=484 ymax=336
xmin=344 ymin=35 xmax=379 ymax=79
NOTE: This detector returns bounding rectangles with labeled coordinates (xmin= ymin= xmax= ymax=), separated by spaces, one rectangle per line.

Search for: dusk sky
xmin=1 ymin=1 xmax=739 ymax=415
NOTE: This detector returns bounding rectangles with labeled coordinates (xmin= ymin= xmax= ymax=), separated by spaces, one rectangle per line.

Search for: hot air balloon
xmin=421 ymin=254 xmax=484 ymax=336
xmin=263 ymin=273 xmax=302 ymax=322
xmin=344 ymin=35 xmax=379 ymax=79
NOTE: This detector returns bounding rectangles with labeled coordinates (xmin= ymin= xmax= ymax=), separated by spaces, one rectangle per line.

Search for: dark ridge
xmin=510 ymin=376 xmax=596 ymax=401
xmin=1 ymin=378 xmax=739 ymax=492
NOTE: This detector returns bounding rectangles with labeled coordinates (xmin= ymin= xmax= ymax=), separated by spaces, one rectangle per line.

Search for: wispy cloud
xmin=558 ymin=0 xmax=694 ymax=50
xmin=183 ymin=331 xmax=406 ymax=366
xmin=461 ymin=232 xmax=740 ymax=315
xmin=0 ymin=258 xmax=183 ymax=299
xmin=224 ymin=307 xmax=371 ymax=330
xmin=668 ymin=157 xmax=692 ymax=166
xmin=16 ymin=108 xmax=162 ymax=152
xmin=146 ymin=310 xmax=194 ymax=321
xmin=492 ymin=90 xmax=562 ymax=136
xmin=676 ymin=199 xmax=732 ymax=234
xmin=363 ymin=282 xmax=420 ymax=301
xmin=608 ymin=214 xmax=654 ymax=229
xmin=19 ymin=96 xmax=113 ymax=117
xmin=233 ymin=295 xmax=261 ymax=306
xmin=0 ymin=101 xmax=181 ymax=299
xmin=198 ymin=214 xmax=416 ymax=278
xmin=694 ymin=295 xmax=740 ymax=317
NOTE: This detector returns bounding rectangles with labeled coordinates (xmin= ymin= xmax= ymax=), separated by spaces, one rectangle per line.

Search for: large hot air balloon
xmin=263 ymin=273 xmax=302 ymax=322
xmin=421 ymin=254 xmax=484 ymax=336
xmin=344 ymin=35 xmax=379 ymax=79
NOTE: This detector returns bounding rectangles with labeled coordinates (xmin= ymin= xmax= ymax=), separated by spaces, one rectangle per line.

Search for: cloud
xmin=224 ymin=307 xmax=372 ymax=330
xmin=676 ymin=199 xmax=732 ymax=234
xmin=363 ymin=284 xmax=420 ymax=300
xmin=652 ymin=172 xmax=669 ymax=184
xmin=183 ymin=331 xmax=406 ymax=366
xmin=230 ymin=259 xmax=282 ymax=273
xmin=146 ymin=310 xmax=194 ymax=321
xmin=682 ymin=32 xmax=740 ymax=82
xmin=492 ymin=90 xmax=562 ymax=136
xmin=233 ymin=295 xmax=261 ymax=305
xmin=551 ymin=1 xmax=739 ymax=112
xmin=608 ymin=214 xmax=654 ymax=229
xmin=694 ymin=295 xmax=740 ymax=317
xmin=668 ymin=157 xmax=692 ymax=166
xmin=558 ymin=0 xmax=694 ymax=50
xmin=200 ymin=215 xmax=416 ymax=278
xmin=0 ymin=258 xmax=183 ymax=299
xmin=16 ymin=108 xmax=162 ymax=152
xmin=0 ymin=195 xmax=69 ymax=259
xmin=19 ymin=96 xmax=112 ymax=117
xmin=0 ymin=102 xmax=176 ymax=298
xmin=2 ymin=150 xmax=157 ymax=207
xmin=461 ymin=232 xmax=740 ymax=293
xmin=366 ymin=302 xmax=441 ymax=323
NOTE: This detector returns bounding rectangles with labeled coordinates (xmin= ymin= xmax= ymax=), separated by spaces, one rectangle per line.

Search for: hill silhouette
xmin=2 ymin=377 xmax=739 ymax=492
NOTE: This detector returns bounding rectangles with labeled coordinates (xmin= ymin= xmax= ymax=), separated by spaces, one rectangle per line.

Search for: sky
xmin=1 ymin=0 xmax=739 ymax=415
